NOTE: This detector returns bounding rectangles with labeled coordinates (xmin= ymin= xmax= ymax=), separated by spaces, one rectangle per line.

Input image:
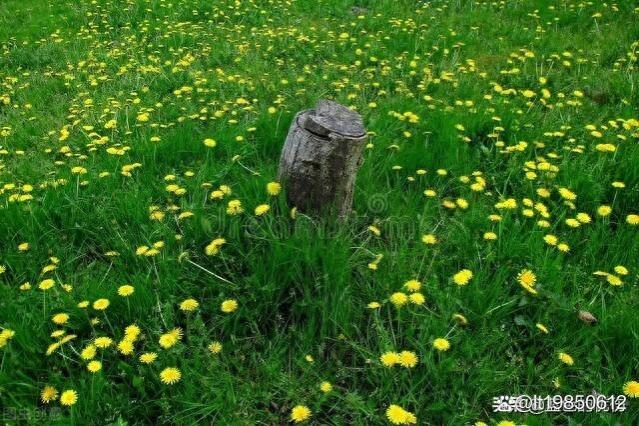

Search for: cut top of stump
xmin=301 ymin=99 xmax=366 ymax=139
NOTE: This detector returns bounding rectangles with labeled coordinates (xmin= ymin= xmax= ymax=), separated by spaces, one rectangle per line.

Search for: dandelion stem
xmin=185 ymin=259 xmax=236 ymax=286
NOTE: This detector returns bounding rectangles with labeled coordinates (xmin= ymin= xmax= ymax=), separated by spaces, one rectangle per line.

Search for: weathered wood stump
xmin=277 ymin=100 xmax=367 ymax=217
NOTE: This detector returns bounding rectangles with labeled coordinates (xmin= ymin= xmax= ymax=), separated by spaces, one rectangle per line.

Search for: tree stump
xmin=277 ymin=100 xmax=367 ymax=217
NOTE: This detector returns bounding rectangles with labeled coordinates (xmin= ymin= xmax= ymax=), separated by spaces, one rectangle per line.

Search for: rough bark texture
xmin=278 ymin=100 xmax=367 ymax=217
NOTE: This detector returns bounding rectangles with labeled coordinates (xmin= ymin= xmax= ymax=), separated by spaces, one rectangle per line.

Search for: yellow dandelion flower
xmin=221 ymin=299 xmax=238 ymax=313
xmin=623 ymin=381 xmax=639 ymax=398
xmin=433 ymin=338 xmax=450 ymax=351
xmin=46 ymin=342 xmax=61 ymax=356
xmin=558 ymin=187 xmax=577 ymax=201
xmin=565 ymin=218 xmax=581 ymax=228
xmin=59 ymin=389 xmax=78 ymax=406
xmin=380 ymin=351 xmax=401 ymax=367
xmin=226 ymin=199 xmax=244 ymax=215
xmin=205 ymin=237 xmax=226 ymax=255
xmin=389 ymin=292 xmax=409 ymax=307
xmin=124 ymin=324 xmax=141 ymax=341
xmin=576 ymin=212 xmax=591 ymax=223
xmin=409 ymin=293 xmax=425 ymax=305
xmin=290 ymin=405 xmax=311 ymax=423
xmin=453 ymin=269 xmax=473 ymax=286
xmin=254 ymin=204 xmax=270 ymax=216
xmin=320 ymin=381 xmax=332 ymax=393
xmin=159 ymin=333 xmax=179 ymax=349
xmin=558 ymin=352 xmax=574 ymax=366
xmin=614 ymin=266 xmax=628 ymax=275
xmin=605 ymin=274 xmax=623 ymax=286
xmin=52 ymin=313 xmax=69 ymax=325
xmin=51 ymin=330 xmax=65 ymax=338
xmin=626 ymin=214 xmax=639 ymax=225
xmin=139 ymin=352 xmax=158 ymax=364
xmin=483 ymin=232 xmax=497 ymax=240
xmin=266 ymin=182 xmax=281 ymax=196
xmin=118 ymin=285 xmax=134 ymax=297
xmin=117 ymin=339 xmax=134 ymax=356
xmin=399 ymin=351 xmax=418 ymax=368
xmin=517 ymin=269 xmax=536 ymax=287
xmin=179 ymin=298 xmax=199 ymax=312
xmin=160 ymin=367 xmax=182 ymax=385
xmin=403 ymin=280 xmax=421 ymax=292
xmin=208 ymin=341 xmax=222 ymax=354
xmin=149 ymin=210 xmax=165 ymax=221
xmin=557 ymin=243 xmax=570 ymax=252
xmin=87 ymin=360 xmax=102 ymax=373
xmin=368 ymin=225 xmax=381 ymax=236
xmin=597 ymin=205 xmax=612 ymax=217
xmin=40 ymin=386 xmax=58 ymax=404
xmin=421 ymin=234 xmax=437 ymax=245
xmin=386 ymin=404 xmax=417 ymax=425
xmin=59 ymin=334 xmax=77 ymax=345
xmin=93 ymin=298 xmax=110 ymax=310
xmin=39 ymin=279 xmax=55 ymax=290
xmin=80 ymin=345 xmax=97 ymax=360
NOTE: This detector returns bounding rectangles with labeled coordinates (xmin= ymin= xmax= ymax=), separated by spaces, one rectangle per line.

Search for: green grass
xmin=1 ymin=0 xmax=639 ymax=424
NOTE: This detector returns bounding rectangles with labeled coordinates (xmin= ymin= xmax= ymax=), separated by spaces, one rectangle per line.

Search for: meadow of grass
xmin=1 ymin=0 xmax=639 ymax=424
